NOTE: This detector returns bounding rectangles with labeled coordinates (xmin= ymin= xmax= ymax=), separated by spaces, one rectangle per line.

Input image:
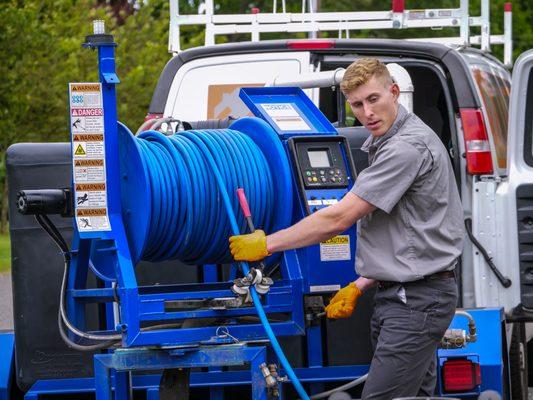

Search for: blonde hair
xmin=340 ymin=58 xmax=393 ymax=93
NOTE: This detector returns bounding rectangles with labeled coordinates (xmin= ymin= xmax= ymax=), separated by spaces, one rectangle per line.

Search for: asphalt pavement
xmin=0 ymin=272 xmax=13 ymax=330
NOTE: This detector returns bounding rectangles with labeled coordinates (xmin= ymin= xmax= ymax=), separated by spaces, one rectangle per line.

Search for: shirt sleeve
xmin=351 ymin=140 xmax=424 ymax=213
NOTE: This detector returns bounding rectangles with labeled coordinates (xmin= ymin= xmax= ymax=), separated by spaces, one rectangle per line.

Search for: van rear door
xmin=165 ymin=52 xmax=312 ymax=121
xmin=507 ymin=50 xmax=533 ymax=312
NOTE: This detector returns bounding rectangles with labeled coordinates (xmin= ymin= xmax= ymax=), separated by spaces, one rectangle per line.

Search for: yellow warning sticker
xmin=320 ymin=235 xmax=351 ymax=261
xmin=74 ymin=144 xmax=86 ymax=156
xmin=321 ymin=236 xmax=350 ymax=245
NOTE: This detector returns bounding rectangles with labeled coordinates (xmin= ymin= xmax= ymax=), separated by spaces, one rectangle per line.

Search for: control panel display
xmin=293 ymin=140 xmax=349 ymax=189
xmin=308 ymin=149 xmax=331 ymax=168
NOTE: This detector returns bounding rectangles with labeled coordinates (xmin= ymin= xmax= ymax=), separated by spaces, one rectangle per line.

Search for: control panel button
xmin=306 ymin=171 xmax=312 ymax=176
xmin=312 ymin=177 xmax=318 ymax=182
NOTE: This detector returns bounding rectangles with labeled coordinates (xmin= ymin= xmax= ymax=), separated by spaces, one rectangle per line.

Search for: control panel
xmin=297 ymin=142 xmax=349 ymax=188
xmin=288 ymin=136 xmax=356 ymax=215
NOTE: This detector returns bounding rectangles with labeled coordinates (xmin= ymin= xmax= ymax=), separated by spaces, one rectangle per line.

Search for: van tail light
xmin=286 ymin=40 xmax=335 ymax=50
xmin=442 ymin=358 xmax=481 ymax=392
xmin=460 ymin=108 xmax=494 ymax=175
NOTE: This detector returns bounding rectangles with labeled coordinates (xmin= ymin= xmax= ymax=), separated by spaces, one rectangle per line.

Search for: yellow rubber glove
xmin=229 ymin=230 xmax=270 ymax=262
xmin=325 ymin=282 xmax=362 ymax=319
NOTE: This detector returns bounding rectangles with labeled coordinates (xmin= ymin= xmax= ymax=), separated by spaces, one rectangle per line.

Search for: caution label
xmin=69 ymin=82 xmax=110 ymax=232
xmin=319 ymin=235 xmax=351 ymax=261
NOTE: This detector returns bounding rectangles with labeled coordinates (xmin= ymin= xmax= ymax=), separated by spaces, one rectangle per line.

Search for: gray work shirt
xmin=351 ymin=105 xmax=465 ymax=282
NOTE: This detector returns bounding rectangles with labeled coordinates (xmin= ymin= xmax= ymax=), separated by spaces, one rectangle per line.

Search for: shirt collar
xmin=361 ymin=104 xmax=409 ymax=152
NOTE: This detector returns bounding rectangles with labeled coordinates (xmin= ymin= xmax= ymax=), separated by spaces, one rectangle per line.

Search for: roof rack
xmin=169 ymin=0 xmax=513 ymax=66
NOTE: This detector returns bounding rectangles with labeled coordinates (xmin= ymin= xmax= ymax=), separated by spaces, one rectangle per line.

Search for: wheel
xmin=509 ymin=323 xmax=528 ymax=400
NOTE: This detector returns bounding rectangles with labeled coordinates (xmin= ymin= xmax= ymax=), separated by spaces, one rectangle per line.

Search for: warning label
xmin=77 ymin=208 xmax=107 ymax=216
xmin=72 ymin=141 xmax=103 ymax=158
xmin=75 ymin=183 xmax=106 ymax=191
xmin=75 ymin=165 xmax=105 ymax=182
xmin=69 ymin=82 xmax=110 ymax=232
xmin=75 ymin=159 xmax=104 ymax=167
xmin=71 ymin=108 xmax=103 ymax=117
xmin=71 ymin=83 xmax=101 ymax=92
xmin=73 ymin=134 xmax=104 ymax=142
xmin=76 ymin=191 xmax=107 ymax=208
xmin=76 ymin=216 xmax=110 ymax=231
xmin=319 ymin=235 xmax=351 ymax=261
xmin=74 ymin=159 xmax=104 ymax=182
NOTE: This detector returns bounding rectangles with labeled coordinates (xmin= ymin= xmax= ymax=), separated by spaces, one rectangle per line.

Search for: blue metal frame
xmin=94 ymin=345 xmax=272 ymax=400
xmin=24 ymin=365 xmax=370 ymax=399
xmin=0 ymin=332 xmax=14 ymax=400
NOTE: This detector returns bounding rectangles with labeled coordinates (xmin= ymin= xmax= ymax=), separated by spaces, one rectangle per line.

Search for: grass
xmin=0 ymin=233 xmax=10 ymax=273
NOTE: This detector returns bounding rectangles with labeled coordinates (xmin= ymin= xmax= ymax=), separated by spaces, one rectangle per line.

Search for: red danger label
xmin=72 ymin=108 xmax=103 ymax=117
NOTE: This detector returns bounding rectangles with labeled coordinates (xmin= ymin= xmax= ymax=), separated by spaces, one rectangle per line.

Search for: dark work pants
xmin=361 ymin=275 xmax=458 ymax=400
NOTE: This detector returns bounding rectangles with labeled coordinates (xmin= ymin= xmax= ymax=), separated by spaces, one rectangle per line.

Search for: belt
xmin=377 ymin=269 xmax=455 ymax=290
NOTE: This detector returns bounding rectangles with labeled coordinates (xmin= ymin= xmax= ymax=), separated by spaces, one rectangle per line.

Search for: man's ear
xmin=390 ymin=83 xmax=400 ymax=100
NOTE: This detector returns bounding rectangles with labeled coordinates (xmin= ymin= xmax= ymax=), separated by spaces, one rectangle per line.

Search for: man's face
xmin=345 ymin=75 xmax=400 ymax=137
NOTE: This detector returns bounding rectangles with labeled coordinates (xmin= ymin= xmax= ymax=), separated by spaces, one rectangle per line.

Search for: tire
xmin=510 ymin=323 xmax=528 ymax=400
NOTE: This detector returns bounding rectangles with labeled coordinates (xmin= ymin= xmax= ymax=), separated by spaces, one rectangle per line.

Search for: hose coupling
xmin=260 ymin=362 xmax=278 ymax=388
xmin=231 ymin=268 xmax=274 ymax=302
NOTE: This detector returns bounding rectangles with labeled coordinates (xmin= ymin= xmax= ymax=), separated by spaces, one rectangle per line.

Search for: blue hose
xmin=136 ymin=128 xmax=310 ymax=399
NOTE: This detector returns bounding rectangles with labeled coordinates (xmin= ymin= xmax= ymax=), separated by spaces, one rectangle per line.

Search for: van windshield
xmin=465 ymin=54 xmax=511 ymax=170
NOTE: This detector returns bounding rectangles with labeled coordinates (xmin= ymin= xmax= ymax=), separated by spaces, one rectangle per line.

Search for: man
xmin=229 ymin=58 xmax=464 ymax=399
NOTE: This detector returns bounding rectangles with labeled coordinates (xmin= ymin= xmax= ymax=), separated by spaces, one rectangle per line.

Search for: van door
xmin=472 ymin=50 xmax=533 ymax=313
xmin=165 ymin=52 xmax=313 ymax=121
xmin=507 ymin=50 xmax=533 ymax=312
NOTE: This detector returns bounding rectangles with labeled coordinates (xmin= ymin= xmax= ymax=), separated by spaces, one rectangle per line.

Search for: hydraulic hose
xmin=136 ymin=128 xmax=310 ymax=399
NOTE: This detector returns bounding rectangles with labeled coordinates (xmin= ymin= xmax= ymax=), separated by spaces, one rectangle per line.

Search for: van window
xmin=466 ymin=55 xmax=511 ymax=170
xmin=525 ymin=68 xmax=533 ymax=167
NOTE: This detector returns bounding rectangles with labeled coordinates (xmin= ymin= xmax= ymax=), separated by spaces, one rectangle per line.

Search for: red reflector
xmin=286 ymin=40 xmax=335 ymax=50
xmin=392 ymin=0 xmax=405 ymax=13
xmin=504 ymin=2 xmax=512 ymax=12
xmin=442 ymin=359 xmax=481 ymax=392
xmin=460 ymin=108 xmax=494 ymax=175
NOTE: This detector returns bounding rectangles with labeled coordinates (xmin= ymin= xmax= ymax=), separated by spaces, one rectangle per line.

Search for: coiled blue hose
xmin=136 ymin=128 xmax=310 ymax=400
xmin=137 ymin=129 xmax=274 ymax=264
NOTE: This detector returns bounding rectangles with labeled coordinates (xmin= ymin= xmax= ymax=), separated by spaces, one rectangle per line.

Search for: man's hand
xmin=325 ymin=282 xmax=362 ymax=319
xmin=229 ymin=230 xmax=270 ymax=261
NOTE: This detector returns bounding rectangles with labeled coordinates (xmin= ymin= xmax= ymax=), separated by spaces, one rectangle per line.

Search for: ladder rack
xmin=169 ymin=0 xmax=513 ymax=66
